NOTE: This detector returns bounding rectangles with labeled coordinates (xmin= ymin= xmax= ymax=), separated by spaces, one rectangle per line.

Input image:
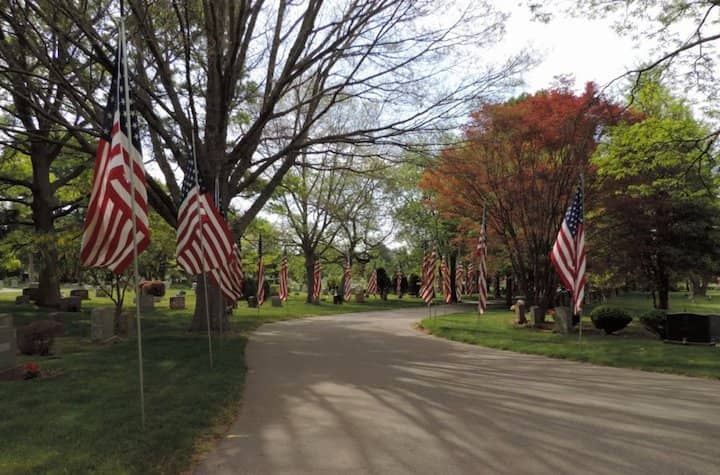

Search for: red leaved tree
xmin=421 ymin=83 xmax=626 ymax=314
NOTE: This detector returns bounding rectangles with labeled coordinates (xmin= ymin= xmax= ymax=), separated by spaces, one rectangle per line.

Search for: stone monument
xmin=0 ymin=314 xmax=16 ymax=371
xmin=91 ymin=308 xmax=115 ymax=341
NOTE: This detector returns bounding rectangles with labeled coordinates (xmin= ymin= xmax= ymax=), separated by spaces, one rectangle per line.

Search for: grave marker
xmin=0 ymin=315 xmax=16 ymax=371
xmin=91 ymin=308 xmax=115 ymax=341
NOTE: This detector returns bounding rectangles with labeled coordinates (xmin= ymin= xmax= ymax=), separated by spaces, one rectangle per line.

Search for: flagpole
xmin=190 ymin=135 xmax=214 ymax=368
xmin=119 ymin=8 xmax=145 ymax=429
xmin=578 ymin=174 xmax=584 ymax=344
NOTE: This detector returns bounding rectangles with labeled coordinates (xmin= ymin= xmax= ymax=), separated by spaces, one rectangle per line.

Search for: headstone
xmin=17 ymin=320 xmax=62 ymax=355
xmin=247 ymin=296 xmax=258 ymax=308
xmin=15 ymin=295 xmax=30 ymax=305
xmin=0 ymin=315 xmax=16 ymax=371
xmin=553 ymin=306 xmax=573 ymax=334
xmin=0 ymin=279 xmax=4 ymax=288
xmin=70 ymin=289 xmax=90 ymax=300
xmin=138 ymin=294 xmax=154 ymax=311
xmin=271 ymin=296 xmax=283 ymax=307
xmin=29 ymin=282 xmax=39 ymax=288
xmin=9 ymin=278 xmax=18 ymax=287
xmin=22 ymin=287 xmax=39 ymax=301
xmin=169 ymin=296 xmax=185 ymax=310
xmin=117 ymin=312 xmax=136 ymax=336
xmin=515 ymin=299 xmax=527 ymax=324
xmin=91 ymin=307 xmax=115 ymax=341
xmin=355 ymin=292 xmax=365 ymax=303
xmin=59 ymin=296 xmax=82 ymax=312
xmin=530 ymin=306 xmax=545 ymax=327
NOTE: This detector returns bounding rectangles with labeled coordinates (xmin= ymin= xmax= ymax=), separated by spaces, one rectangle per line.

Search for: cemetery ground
xmin=0 ymin=288 xmax=420 ymax=475
xmin=421 ymin=291 xmax=720 ymax=380
xmin=1 ymin=288 xmax=719 ymax=474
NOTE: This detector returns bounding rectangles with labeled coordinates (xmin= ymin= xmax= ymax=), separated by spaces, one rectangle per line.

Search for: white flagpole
xmin=578 ymin=174 xmax=584 ymax=344
xmin=119 ymin=13 xmax=145 ymax=429
xmin=190 ymin=136 xmax=214 ymax=368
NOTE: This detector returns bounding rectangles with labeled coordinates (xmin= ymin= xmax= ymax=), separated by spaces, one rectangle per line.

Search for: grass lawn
xmin=421 ymin=291 xmax=720 ymax=380
xmin=0 ymin=287 xmax=421 ymax=475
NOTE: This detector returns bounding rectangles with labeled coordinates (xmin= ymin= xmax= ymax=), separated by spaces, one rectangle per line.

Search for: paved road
xmin=194 ymin=306 xmax=720 ymax=475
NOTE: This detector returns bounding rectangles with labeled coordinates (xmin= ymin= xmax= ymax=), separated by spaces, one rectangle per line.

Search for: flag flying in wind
xmin=477 ymin=212 xmax=488 ymax=314
xmin=312 ymin=260 xmax=322 ymax=301
xmin=257 ymin=236 xmax=266 ymax=306
xmin=441 ymin=256 xmax=452 ymax=304
xmin=551 ymin=184 xmax=586 ymax=314
xmin=455 ymin=262 xmax=464 ymax=303
xmin=81 ymin=41 xmax=150 ymax=273
xmin=419 ymin=247 xmax=437 ymax=304
xmin=465 ymin=261 xmax=475 ymax=295
xmin=279 ymin=254 xmax=289 ymax=301
xmin=366 ymin=268 xmax=378 ymax=295
xmin=343 ymin=260 xmax=352 ymax=301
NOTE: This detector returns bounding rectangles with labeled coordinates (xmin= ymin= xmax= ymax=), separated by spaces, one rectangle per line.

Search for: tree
xmin=422 ymin=83 xmax=626 ymax=312
xmin=591 ymin=78 xmax=720 ymax=309
xmin=0 ymin=0 xmax=531 ymax=329
xmin=528 ymin=1 xmax=720 ymax=120
xmin=375 ymin=267 xmax=392 ymax=300
xmin=0 ymin=3 xmax=99 ymax=306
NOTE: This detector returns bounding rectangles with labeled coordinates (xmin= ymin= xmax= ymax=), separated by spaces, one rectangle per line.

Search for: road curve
xmin=194 ymin=306 xmax=720 ymax=475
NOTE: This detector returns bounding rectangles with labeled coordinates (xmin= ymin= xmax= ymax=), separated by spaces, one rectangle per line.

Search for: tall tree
xmin=591 ymin=78 xmax=720 ymax=309
xmin=0 ymin=4 xmax=101 ymax=306
xmin=1 ymin=0 xmax=529 ymax=327
xmin=422 ymin=83 xmax=626 ymax=312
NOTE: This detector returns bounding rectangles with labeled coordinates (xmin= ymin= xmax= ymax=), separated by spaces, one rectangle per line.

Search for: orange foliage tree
xmin=421 ymin=83 xmax=626 ymax=313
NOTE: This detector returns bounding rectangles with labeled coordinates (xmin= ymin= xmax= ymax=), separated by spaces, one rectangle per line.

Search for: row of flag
xmin=77 ymin=25 xmax=585 ymax=315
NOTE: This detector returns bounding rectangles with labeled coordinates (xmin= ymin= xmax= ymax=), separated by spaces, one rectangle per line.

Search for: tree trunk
xmin=31 ymin=151 xmax=60 ymax=308
xmin=689 ymin=274 xmax=708 ymax=297
xmin=505 ymin=276 xmax=513 ymax=307
xmin=304 ymin=253 xmax=315 ymax=304
xmin=190 ymin=274 xmax=230 ymax=332
xmin=494 ymin=274 xmax=501 ymax=299
xmin=657 ymin=272 xmax=670 ymax=310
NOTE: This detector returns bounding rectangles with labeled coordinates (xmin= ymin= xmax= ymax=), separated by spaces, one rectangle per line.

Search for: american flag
xmin=455 ymin=262 xmax=464 ymax=303
xmin=176 ymin=163 xmax=230 ymax=274
xmin=465 ymin=261 xmax=475 ymax=295
xmin=419 ymin=247 xmax=437 ymax=304
xmin=209 ymin=242 xmax=243 ymax=303
xmin=440 ymin=256 xmax=452 ymax=304
xmin=279 ymin=254 xmax=289 ymax=301
xmin=343 ymin=260 xmax=352 ymax=301
xmin=81 ymin=41 xmax=150 ymax=273
xmin=477 ymin=213 xmax=488 ymax=314
xmin=366 ymin=268 xmax=378 ymax=295
xmin=312 ymin=260 xmax=322 ymax=301
xmin=551 ymin=184 xmax=586 ymax=314
xmin=256 ymin=236 xmax=266 ymax=306
xmin=395 ymin=266 xmax=403 ymax=297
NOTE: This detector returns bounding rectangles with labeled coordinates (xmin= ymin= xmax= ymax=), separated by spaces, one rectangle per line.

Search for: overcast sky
xmin=499 ymin=5 xmax=648 ymax=96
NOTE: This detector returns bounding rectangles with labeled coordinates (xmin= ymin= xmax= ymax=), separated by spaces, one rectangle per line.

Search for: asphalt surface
xmin=194 ymin=306 xmax=720 ymax=475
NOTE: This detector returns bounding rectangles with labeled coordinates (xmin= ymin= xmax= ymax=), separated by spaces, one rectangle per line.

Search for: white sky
xmin=499 ymin=5 xmax=648 ymax=96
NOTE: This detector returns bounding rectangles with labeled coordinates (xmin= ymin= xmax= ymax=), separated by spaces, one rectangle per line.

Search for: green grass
xmin=0 ymin=287 xmax=421 ymax=474
xmin=421 ymin=291 xmax=720 ymax=380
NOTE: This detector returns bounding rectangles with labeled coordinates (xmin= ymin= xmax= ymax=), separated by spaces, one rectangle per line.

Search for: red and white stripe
xmin=279 ymin=255 xmax=289 ymax=301
xmin=366 ymin=268 xmax=378 ymax=295
xmin=419 ymin=248 xmax=437 ymax=304
xmin=343 ymin=260 xmax=352 ymax=301
xmin=440 ymin=256 xmax=452 ymax=304
xmin=312 ymin=261 xmax=322 ymax=301
xmin=455 ymin=262 xmax=464 ymax=303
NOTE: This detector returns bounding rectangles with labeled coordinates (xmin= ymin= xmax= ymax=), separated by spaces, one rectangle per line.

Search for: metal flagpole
xmin=191 ymin=135 xmax=214 ymax=368
xmin=119 ymin=6 xmax=145 ymax=429
xmin=578 ymin=174 xmax=584 ymax=344
xmin=215 ymin=176 xmax=225 ymax=341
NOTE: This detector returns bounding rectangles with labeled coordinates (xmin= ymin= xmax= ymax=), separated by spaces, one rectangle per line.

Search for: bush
xmin=640 ymin=309 xmax=667 ymax=339
xmin=590 ymin=305 xmax=632 ymax=334
xmin=139 ymin=280 xmax=165 ymax=297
